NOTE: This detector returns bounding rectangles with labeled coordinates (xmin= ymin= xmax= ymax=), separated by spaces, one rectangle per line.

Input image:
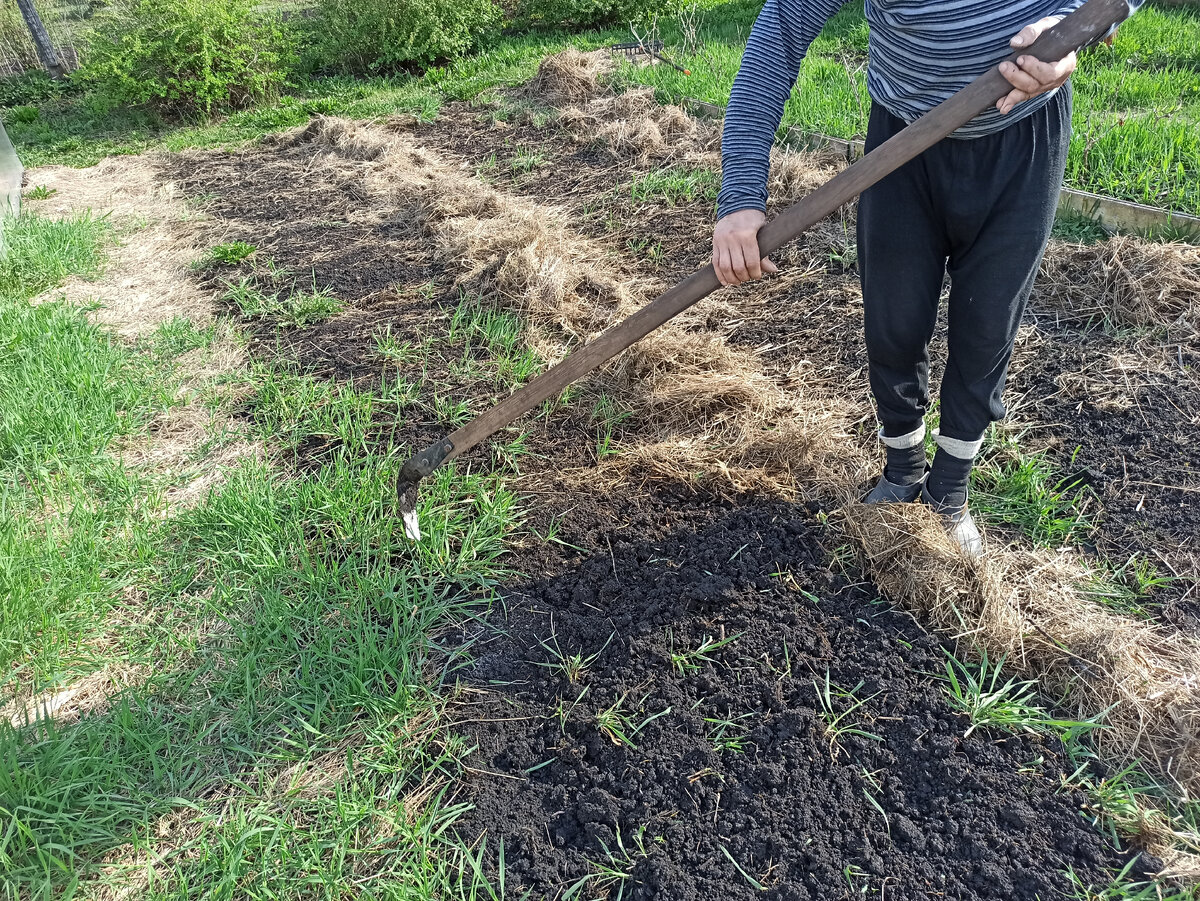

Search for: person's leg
xmin=929 ymin=86 xmax=1072 ymax=517
xmin=858 ymin=103 xmax=950 ymax=490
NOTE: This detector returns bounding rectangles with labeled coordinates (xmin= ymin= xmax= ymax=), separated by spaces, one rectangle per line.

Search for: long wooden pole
xmin=398 ymin=0 xmax=1133 ymax=495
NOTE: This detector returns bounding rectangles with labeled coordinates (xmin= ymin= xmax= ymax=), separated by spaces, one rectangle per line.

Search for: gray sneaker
xmin=863 ymin=469 xmax=926 ymax=505
xmin=921 ymin=484 xmax=983 ymax=559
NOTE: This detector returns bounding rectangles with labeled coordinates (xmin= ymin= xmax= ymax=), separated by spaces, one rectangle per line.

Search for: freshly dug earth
xmin=451 ymin=498 xmax=1149 ymax=900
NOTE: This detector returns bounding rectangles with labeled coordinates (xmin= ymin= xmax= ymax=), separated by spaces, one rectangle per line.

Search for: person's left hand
xmin=996 ymin=17 xmax=1077 ymax=115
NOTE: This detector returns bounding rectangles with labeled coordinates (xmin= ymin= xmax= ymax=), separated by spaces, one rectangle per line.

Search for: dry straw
xmin=278 ymin=111 xmax=863 ymax=496
xmin=1039 ymin=235 xmax=1200 ymax=336
xmin=836 ymin=500 xmax=1200 ymax=792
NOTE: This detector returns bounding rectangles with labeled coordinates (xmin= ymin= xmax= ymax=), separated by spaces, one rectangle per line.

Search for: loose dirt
xmin=451 ymin=497 xmax=1152 ymax=899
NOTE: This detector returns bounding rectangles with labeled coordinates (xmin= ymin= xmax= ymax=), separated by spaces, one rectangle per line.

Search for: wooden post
xmin=14 ymin=0 xmax=66 ymax=80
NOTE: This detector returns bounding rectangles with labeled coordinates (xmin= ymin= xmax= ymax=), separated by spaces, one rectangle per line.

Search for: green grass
xmin=941 ymin=651 xmax=1099 ymax=740
xmin=1078 ymin=555 xmax=1172 ymax=619
xmin=813 ymin=671 xmax=882 ymax=753
xmin=0 ymin=212 xmax=108 ymax=301
xmin=223 ymin=277 xmax=343 ymax=327
xmin=630 ymin=165 xmax=721 ymax=206
xmin=0 ymin=214 xmax=526 ymax=896
xmin=970 ymin=434 xmax=1099 ymax=547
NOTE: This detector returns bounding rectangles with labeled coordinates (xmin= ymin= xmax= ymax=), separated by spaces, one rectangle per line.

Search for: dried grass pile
xmin=521 ymin=48 xmax=613 ymax=105
xmin=835 ymin=499 xmax=1200 ymax=868
xmin=1039 ymin=236 xmax=1200 ymax=336
xmin=282 ymin=116 xmax=868 ymax=496
xmin=558 ymin=86 xmax=713 ymax=161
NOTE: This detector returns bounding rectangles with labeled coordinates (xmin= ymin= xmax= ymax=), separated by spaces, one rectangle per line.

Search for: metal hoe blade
xmin=396 ymin=438 xmax=454 ymax=541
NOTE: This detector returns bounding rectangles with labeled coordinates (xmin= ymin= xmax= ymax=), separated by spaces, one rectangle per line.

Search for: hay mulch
xmin=1039 ymin=236 xmax=1200 ymax=338
xmin=274 ymin=114 xmax=871 ymax=497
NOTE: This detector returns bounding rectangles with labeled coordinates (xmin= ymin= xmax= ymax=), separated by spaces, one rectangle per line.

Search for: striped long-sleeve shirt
xmin=718 ymin=0 xmax=1102 ymax=218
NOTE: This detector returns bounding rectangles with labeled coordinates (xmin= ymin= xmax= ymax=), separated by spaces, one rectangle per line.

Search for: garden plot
xmin=155 ymin=51 xmax=1200 ymax=897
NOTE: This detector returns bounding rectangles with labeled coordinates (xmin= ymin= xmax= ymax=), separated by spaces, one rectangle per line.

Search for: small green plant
xmin=24 ymin=185 xmax=55 ymax=200
xmin=814 ymin=672 xmax=882 ymax=753
xmin=375 ymin=329 xmax=419 ymax=365
xmin=941 ymin=651 xmax=1098 ymax=740
xmin=843 ymin=864 xmax=870 ymax=896
xmin=554 ymin=686 xmax=590 ymax=734
xmin=531 ymin=632 xmax=614 ymax=684
xmin=719 ymin=844 xmax=766 ymax=892
xmin=203 ymin=241 xmax=257 ymax=267
xmin=382 ymin=376 xmax=420 ymax=408
xmin=595 ymin=693 xmax=672 ymax=749
xmin=222 ymin=277 xmax=277 ymax=317
xmin=278 ymin=285 xmax=341 ymax=328
xmin=79 ymin=0 xmax=292 ymax=116
xmin=705 ymin=713 xmax=752 ymax=754
xmin=563 ymin=825 xmax=649 ymax=900
xmin=860 ymin=767 xmax=890 ymax=837
xmin=1079 ymin=555 xmax=1171 ymax=620
xmin=630 ymin=166 xmax=720 ymax=206
xmin=431 ymin=393 xmax=471 ymax=428
xmin=591 ymin=393 xmax=633 ymax=461
xmin=669 ymin=632 xmax=741 ymax=675
xmin=510 ymin=148 xmax=547 ymax=172
xmin=1067 ymin=857 xmax=1194 ymax=901
xmin=971 ymin=438 xmax=1098 ymax=546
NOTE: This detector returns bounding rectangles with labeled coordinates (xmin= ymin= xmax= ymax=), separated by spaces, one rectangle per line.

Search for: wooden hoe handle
xmin=400 ymin=0 xmax=1132 ymax=482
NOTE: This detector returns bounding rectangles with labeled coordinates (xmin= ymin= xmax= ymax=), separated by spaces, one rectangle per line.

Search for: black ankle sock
xmin=926 ymin=447 xmax=974 ymax=507
xmin=884 ymin=443 xmax=927 ymax=486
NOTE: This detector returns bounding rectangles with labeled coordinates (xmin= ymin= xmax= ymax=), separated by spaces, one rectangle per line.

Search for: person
xmin=713 ymin=0 xmax=1118 ymax=558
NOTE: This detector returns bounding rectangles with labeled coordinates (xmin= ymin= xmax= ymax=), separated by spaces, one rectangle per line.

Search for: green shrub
xmin=514 ymin=0 xmax=671 ymax=29
xmin=78 ymin=0 xmax=293 ymax=117
xmin=310 ymin=0 xmax=501 ymax=74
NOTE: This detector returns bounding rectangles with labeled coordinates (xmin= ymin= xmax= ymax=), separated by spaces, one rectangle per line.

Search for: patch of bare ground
xmin=155 ymin=52 xmax=1200 ymax=877
xmin=9 ymin=158 xmax=264 ymax=728
xmin=26 ymin=156 xmax=213 ymax=339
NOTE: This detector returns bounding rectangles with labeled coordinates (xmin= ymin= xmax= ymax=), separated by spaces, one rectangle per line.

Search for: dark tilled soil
xmin=452 ymin=499 xmax=1149 ymax=900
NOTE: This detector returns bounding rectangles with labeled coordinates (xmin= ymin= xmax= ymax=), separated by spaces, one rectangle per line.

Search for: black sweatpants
xmin=857 ymin=86 xmax=1071 ymax=447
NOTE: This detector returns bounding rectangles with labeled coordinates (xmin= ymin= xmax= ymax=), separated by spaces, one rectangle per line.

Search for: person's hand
xmin=996 ymin=17 xmax=1077 ymax=116
xmin=712 ymin=209 xmax=778 ymax=287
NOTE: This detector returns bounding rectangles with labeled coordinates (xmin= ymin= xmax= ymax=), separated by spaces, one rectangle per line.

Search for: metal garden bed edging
xmin=680 ymin=97 xmax=1200 ymax=239
xmin=1 ymin=119 xmax=23 ymax=252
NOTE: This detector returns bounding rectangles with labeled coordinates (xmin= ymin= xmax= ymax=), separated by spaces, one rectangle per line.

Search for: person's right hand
xmin=712 ymin=209 xmax=778 ymax=287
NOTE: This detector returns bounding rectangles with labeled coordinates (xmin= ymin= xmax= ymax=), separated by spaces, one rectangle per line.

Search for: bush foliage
xmin=514 ymin=0 xmax=672 ymax=29
xmin=78 ymin=0 xmax=292 ymax=117
xmin=310 ymin=0 xmax=502 ymax=74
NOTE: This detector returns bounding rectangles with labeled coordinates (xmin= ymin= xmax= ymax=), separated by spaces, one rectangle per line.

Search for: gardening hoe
xmin=397 ymin=0 xmax=1133 ymax=541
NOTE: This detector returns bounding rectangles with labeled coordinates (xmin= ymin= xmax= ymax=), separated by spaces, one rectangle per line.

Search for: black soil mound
xmin=452 ymin=500 xmax=1147 ymax=900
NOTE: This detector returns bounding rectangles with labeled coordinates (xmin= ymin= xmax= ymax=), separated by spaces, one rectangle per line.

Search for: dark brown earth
xmin=449 ymin=498 xmax=1153 ymax=899
xmin=157 ymin=96 xmax=1196 ymax=898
